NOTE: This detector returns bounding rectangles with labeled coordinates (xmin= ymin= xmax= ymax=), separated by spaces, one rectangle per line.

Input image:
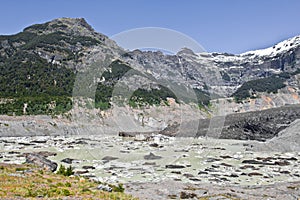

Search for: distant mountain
xmin=0 ymin=17 xmax=300 ymax=116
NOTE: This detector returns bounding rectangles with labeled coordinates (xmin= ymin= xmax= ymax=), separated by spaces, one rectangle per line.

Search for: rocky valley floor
xmin=0 ymin=134 xmax=300 ymax=199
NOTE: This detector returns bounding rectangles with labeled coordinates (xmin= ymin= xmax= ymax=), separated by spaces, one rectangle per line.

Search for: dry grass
xmin=0 ymin=163 xmax=138 ymax=200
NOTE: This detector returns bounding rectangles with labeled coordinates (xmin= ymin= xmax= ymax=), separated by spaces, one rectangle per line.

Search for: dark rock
xmin=171 ymin=171 xmax=182 ymax=174
xmin=228 ymin=173 xmax=239 ymax=178
xmin=82 ymin=166 xmax=95 ymax=170
xmin=61 ymin=158 xmax=74 ymax=164
xmin=144 ymin=152 xmax=162 ymax=160
xmin=18 ymin=142 xmax=34 ymax=146
xmin=25 ymin=153 xmax=57 ymax=172
xmin=240 ymin=165 xmax=257 ymax=170
xmin=293 ymin=174 xmax=300 ymax=177
xmin=183 ymin=173 xmax=194 ymax=178
xmin=31 ymin=140 xmax=47 ymax=144
xmin=220 ymin=177 xmax=229 ymax=181
xmin=198 ymin=171 xmax=208 ymax=175
xmin=189 ymin=178 xmax=202 ymax=182
xmin=119 ymin=131 xmax=156 ymax=137
xmin=159 ymin=122 xmax=179 ymax=136
xmin=149 ymin=143 xmax=160 ymax=148
xmin=206 ymin=158 xmax=221 ymax=162
xmin=102 ymin=156 xmax=119 ymax=162
xmin=248 ymin=172 xmax=263 ymax=176
xmin=8 ymin=151 xmax=20 ymax=154
xmin=143 ymin=162 xmax=157 ymax=165
xmin=174 ymin=149 xmax=189 ymax=152
xmin=220 ymin=155 xmax=232 ymax=159
xmin=166 ymin=164 xmax=186 ymax=169
xmin=280 ymin=171 xmax=291 ymax=174
xmin=220 ymin=163 xmax=233 ymax=167
xmin=74 ymin=169 xmax=89 ymax=175
xmin=180 ymin=191 xmax=197 ymax=199
xmin=196 ymin=105 xmax=300 ymax=141
xmin=36 ymin=151 xmax=57 ymax=157
xmin=242 ymin=160 xmax=263 ymax=165
xmin=256 ymin=157 xmax=274 ymax=162
xmin=168 ymin=194 xmax=177 ymax=199
xmin=274 ymin=161 xmax=290 ymax=166
xmin=278 ymin=157 xmax=297 ymax=161
xmin=74 ymin=140 xmax=88 ymax=145
xmin=204 ymin=168 xmax=218 ymax=172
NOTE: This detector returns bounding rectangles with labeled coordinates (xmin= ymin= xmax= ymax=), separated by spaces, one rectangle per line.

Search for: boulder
xmin=25 ymin=153 xmax=57 ymax=172
xmin=144 ymin=152 xmax=162 ymax=160
xmin=166 ymin=164 xmax=186 ymax=169
xmin=61 ymin=158 xmax=74 ymax=164
xmin=97 ymin=184 xmax=112 ymax=192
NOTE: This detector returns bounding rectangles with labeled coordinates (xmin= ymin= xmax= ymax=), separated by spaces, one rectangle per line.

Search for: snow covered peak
xmin=241 ymin=35 xmax=300 ymax=57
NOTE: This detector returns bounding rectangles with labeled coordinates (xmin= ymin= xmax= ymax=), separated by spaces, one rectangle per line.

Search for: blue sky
xmin=1 ymin=0 xmax=300 ymax=54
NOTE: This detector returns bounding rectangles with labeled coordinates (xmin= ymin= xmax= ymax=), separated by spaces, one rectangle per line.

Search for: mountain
xmin=0 ymin=17 xmax=300 ymax=120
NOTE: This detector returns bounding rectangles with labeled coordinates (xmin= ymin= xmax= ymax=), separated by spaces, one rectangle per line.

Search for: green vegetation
xmin=22 ymin=31 xmax=100 ymax=50
xmin=56 ymin=164 xmax=74 ymax=176
xmin=232 ymin=75 xmax=286 ymax=101
xmin=232 ymin=68 xmax=300 ymax=102
xmin=0 ymin=51 xmax=74 ymax=115
xmin=129 ymin=86 xmax=178 ymax=107
xmin=0 ymin=163 xmax=137 ymax=199
xmin=110 ymin=183 xmax=125 ymax=193
xmin=0 ymin=96 xmax=72 ymax=116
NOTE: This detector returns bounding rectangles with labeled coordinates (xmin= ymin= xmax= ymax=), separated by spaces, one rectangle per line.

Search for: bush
xmin=56 ymin=164 xmax=74 ymax=176
xmin=232 ymin=75 xmax=286 ymax=101
xmin=111 ymin=183 xmax=125 ymax=193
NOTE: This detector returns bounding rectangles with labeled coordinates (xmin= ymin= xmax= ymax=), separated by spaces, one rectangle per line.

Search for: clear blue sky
xmin=1 ymin=0 xmax=300 ymax=54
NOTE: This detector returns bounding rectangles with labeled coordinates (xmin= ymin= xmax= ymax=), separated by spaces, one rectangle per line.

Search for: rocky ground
xmin=0 ymin=132 xmax=300 ymax=199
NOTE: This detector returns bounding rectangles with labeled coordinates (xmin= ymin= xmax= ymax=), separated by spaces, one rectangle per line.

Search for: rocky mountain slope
xmin=1 ymin=17 xmax=300 ymax=139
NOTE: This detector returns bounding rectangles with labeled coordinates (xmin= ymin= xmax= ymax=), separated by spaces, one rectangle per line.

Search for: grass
xmin=0 ymin=163 xmax=138 ymax=200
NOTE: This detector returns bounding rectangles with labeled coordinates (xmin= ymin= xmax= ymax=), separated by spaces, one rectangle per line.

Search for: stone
xmin=183 ymin=173 xmax=194 ymax=178
xmin=61 ymin=158 xmax=74 ymax=164
xmin=180 ymin=191 xmax=197 ymax=199
xmin=25 ymin=153 xmax=57 ymax=172
xmin=82 ymin=166 xmax=95 ymax=170
xmin=274 ymin=161 xmax=290 ymax=166
xmin=166 ymin=164 xmax=186 ymax=169
xmin=74 ymin=169 xmax=89 ymax=175
xmin=242 ymin=160 xmax=263 ymax=165
xmin=36 ymin=151 xmax=57 ymax=157
xmin=144 ymin=153 xmax=162 ymax=160
xmin=220 ymin=155 xmax=233 ymax=159
xmin=149 ymin=143 xmax=162 ymax=148
xmin=198 ymin=171 xmax=209 ymax=175
xmin=220 ymin=163 xmax=233 ymax=167
xmin=248 ymin=172 xmax=263 ymax=176
xmin=97 ymin=184 xmax=112 ymax=192
xmin=143 ymin=162 xmax=157 ymax=165
xmin=102 ymin=156 xmax=119 ymax=162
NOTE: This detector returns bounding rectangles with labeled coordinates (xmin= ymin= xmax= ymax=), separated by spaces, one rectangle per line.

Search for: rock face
xmin=251 ymin=118 xmax=300 ymax=152
xmin=25 ymin=153 xmax=57 ymax=172
xmin=187 ymin=104 xmax=300 ymax=141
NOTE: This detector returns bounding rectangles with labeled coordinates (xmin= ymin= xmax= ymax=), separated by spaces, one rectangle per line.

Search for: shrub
xmin=56 ymin=164 xmax=74 ymax=176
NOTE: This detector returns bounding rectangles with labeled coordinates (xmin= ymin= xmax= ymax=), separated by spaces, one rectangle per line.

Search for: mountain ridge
xmin=0 ymin=17 xmax=300 ymax=116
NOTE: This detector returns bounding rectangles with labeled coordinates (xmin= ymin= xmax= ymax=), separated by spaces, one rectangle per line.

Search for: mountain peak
xmin=23 ymin=17 xmax=95 ymax=36
xmin=241 ymin=35 xmax=300 ymax=57
xmin=176 ymin=47 xmax=196 ymax=56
